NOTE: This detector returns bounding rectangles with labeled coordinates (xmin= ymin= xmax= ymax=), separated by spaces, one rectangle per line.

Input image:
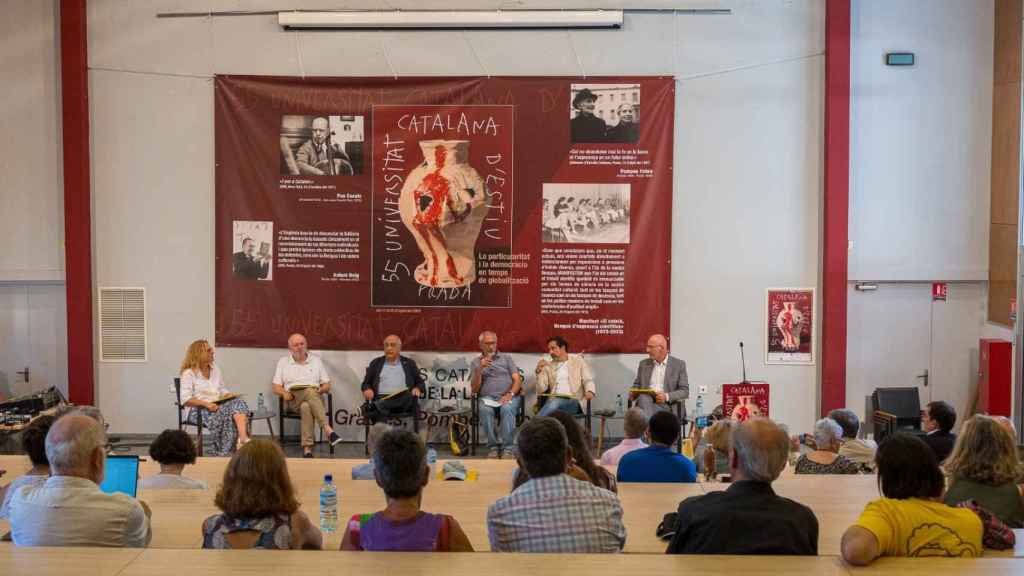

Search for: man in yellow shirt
xmin=841 ymin=433 xmax=982 ymax=565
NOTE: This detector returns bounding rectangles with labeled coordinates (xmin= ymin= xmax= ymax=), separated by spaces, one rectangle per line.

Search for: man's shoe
xmin=303 ymin=451 xmax=314 ymax=459
xmin=328 ymin=431 xmax=343 ymax=446
xmin=487 ymin=448 xmax=500 ymax=459
xmin=503 ymin=448 xmax=516 ymax=459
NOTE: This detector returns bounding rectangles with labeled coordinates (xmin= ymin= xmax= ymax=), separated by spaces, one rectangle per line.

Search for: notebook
xmin=99 ymin=455 xmax=140 ymax=498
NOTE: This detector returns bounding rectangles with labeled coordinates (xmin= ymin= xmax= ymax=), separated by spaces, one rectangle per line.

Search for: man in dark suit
xmin=921 ymin=400 xmax=957 ymax=463
xmin=231 ymin=237 xmax=269 ymax=280
xmin=666 ymin=418 xmax=819 ymax=555
xmin=360 ymin=334 xmax=425 ymax=423
xmin=631 ymin=334 xmax=689 ymax=421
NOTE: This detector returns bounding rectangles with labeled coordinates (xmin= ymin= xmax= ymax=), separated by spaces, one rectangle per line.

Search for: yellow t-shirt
xmin=854 ymin=498 xmax=982 ymax=558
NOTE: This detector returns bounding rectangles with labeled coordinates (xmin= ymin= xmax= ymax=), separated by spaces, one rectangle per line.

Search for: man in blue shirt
xmin=616 ymin=410 xmax=696 ymax=482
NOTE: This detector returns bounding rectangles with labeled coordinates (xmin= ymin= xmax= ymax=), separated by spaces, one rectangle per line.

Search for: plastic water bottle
xmin=426 ymin=447 xmax=438 ymax=477
xmin=695 ymin=395 xmax=706 ymax=429
xmin=320 ymin=474 xmax=338 ymax=533
xmin=616 ymin=394 xmax=624 ymax=417
xmin=257 ymin=393 xmax=265 ymax=412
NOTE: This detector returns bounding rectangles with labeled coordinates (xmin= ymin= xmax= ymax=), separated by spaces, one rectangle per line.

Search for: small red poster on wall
xmin=765 ymin=288 xmax=814 ymax=365
xmin=932 ymin=282 xmax=947 ymax=302
xmin=722 ymin=383 xmax=770 ymax=422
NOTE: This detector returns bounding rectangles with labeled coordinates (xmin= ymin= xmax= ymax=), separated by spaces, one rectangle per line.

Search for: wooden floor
xmin=0 ymin=455 xmax=1020 ymax=574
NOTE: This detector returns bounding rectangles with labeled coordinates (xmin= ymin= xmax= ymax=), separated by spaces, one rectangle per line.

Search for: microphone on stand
xmin=739 ymin=341 xmax=749 ymax=384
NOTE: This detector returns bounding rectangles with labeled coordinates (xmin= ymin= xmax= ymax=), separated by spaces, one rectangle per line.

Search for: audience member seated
xmin=179 ymin=339 xmax=251 ymax=456
xmin=617 ymin=411 xmax=696 ymax=483
xmin=140 ymin=429 xmax=207 ymax=490
xmin=841 ymin=432 xmax=982 ymax=566
xmin=488 ymin=416 xmax=625 ymax=553
xmin=700 ymin=419 xmax=733 ymax=481
xmin=794 ymin=418 xmax=860 ymax=475
xmin=943 ymin=415 xmax=1024 ymax=528
xmin=8 ymin=415 xmax=152 ymax=547
xmin=202 ymin=439 xmax=321 ymax=549
xmin=600 ymin=407 xmax=648 ymax=466
xmin=0 ymin=415 xmax=55 ymax=519
xmin=921 ymin=400 xmax=957 ymax=463
xmin=828 ymin=408 xmax=876 ymax=471
xmin=666 ymin=419 xmax=818 ymax=555
xmin=352 ymin=423 xmax=390 ymax=480
xmin=341 ymin=428 xmax=473 ymax=551
xmin=512 ymin=412 xmax=610 ymax=490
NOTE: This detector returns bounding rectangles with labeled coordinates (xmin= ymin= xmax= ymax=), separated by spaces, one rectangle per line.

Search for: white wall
xmin=0 ymin=1 xmax=68 ymax=399
xmin=86 ymin=0 xmax=826 ymax=437
xmin=846 ymin=0 xmax=998 ymax=431
xmin=849 ymin=0 xmax=993 ymax=282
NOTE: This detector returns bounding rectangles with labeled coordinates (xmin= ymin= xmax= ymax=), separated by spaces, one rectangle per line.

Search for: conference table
xmin=0 ymin=454 xmax=1020 ymax=574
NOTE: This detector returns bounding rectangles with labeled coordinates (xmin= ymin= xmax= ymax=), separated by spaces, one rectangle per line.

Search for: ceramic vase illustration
xmin=399 ymin=140 xmax=489 ymax=288
xmin=730 ymin=395 xmax=762 ymax=422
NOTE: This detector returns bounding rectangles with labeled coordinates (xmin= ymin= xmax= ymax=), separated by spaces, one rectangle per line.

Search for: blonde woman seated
xmin=202 ymin=440 xmax=321 ymax=549
xmin=701 ymin=419 xmax=734 ymax=481
xmin=179 ymin=339 xmax=250 ymax=456
xmin=341 ymin=428 xmax=473 ymax=552
xmin=943 ymin=414 xmax=1024 ymax=527
xmin=794 ymin=418 xmax=860 ymax=475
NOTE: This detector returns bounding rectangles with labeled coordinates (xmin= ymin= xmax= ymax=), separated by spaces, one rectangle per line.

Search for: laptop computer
xmin=99 ymin=455 xmax=140 ymax=498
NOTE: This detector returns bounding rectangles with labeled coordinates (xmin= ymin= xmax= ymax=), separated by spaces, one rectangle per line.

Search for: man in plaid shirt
xmin=487 ymin=416 xmax=626 ymax=552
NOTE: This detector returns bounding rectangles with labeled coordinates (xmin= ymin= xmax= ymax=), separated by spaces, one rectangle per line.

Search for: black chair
xmin=627 ymin=395 xmax=688 ymax=453
xmin=173 ymin=377 xmax=204 ymax=455
xmin=278 ymin=392 xmax=334 ymax=455
xmin=363 ymin=402 xmax=420 ymax=455
xmin=470 ymin=392 xmax=527 ymax=456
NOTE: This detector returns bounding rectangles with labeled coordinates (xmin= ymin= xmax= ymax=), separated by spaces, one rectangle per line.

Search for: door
xmin=847 ymin=283 xmax=932 ymax=431
xmin=0 ymin=284 xmax=68 ymax=401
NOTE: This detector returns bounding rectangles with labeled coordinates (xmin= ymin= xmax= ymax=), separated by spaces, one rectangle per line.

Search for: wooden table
xmin=0 ymin=455 xmax=1016 ymax=560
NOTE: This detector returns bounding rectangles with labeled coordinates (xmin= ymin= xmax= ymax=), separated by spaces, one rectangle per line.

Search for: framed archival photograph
xmin=765 ymin=288 xmax=815 ymax=365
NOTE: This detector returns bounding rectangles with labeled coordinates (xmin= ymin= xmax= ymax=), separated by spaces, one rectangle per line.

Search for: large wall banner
xmin=215 ymin=76 xmax=674 ymax=353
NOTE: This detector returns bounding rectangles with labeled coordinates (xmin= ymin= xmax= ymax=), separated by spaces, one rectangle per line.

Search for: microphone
xmin=739 ymin=341 xmax=749 ymax=384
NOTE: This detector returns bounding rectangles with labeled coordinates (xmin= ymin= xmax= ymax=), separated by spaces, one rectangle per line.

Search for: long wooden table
xmin=1 ymin=546 xmax=1022 ymax=576
xmin=0 ymin=455 xmax=1014 ymax=561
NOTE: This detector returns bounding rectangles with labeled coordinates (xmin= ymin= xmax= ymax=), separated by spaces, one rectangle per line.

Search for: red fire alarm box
xmin=978 ymin=339 xmax=1012 ymax=417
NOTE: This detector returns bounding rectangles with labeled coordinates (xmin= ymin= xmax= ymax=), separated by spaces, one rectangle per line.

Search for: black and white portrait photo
xmin=232 ymin=220 xmax=273 ymax=281
xmin=542 ymin=184 xmax=631 ymax=244
xmin=280 ymin=115 xmax=365 ymax=176
xmin=569 ymin=84 xmax=641 ymax=144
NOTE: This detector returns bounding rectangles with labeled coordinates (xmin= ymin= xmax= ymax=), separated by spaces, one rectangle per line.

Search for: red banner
xmin=215 ymin=76 xmax=674 ymax=352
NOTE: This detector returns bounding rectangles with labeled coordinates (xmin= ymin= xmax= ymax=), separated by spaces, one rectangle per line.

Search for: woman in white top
xmin=141 ymin=429 xmax=207 ymax=490
xmin=179 ymin=339 xmax=251 ymax=456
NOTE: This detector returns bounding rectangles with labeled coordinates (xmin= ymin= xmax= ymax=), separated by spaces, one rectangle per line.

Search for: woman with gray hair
xmin=794 ymin=418 xmax=860 ymax=474
xmin=340 ymin=428 xmax=473 ymax=552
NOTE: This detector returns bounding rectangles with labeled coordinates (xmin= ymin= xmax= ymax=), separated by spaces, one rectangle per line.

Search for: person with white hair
xmin=667 ymin=419 xmax=818 ymax=554
xmin=8 ymin=415 xmax=152 ymax=547
xmin=794 ymin=418 xmax=860 ymax=475
xmin=470 ymin=330 xmax=523 ymax=459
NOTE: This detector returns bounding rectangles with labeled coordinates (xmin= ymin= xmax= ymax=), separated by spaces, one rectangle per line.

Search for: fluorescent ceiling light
xmin=278 ymin=10 xmax=624 ymax=30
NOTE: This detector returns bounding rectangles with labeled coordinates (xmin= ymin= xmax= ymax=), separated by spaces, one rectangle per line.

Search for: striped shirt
xmin=487 ymin=474 xmax=626 ymax=553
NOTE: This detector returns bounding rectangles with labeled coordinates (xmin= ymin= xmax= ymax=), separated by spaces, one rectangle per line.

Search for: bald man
xmin=272 ymin=333 xmax=340 ymax=457
xmin=666 ymin=418 xmax=817 ymax=555
xmin=360 ymin=335 xmax=426 ymax=424
xmin=8 ymin=415 xmax=152 ymax=547
xmin=295 ymin=116 xmax=352 ymax=176
xmin=631 ymin=334 xmax=689 ymax=421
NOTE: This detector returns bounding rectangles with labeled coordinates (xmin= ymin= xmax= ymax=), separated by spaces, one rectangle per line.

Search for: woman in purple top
xmin=340 ymin=428 xmax=473 ymax=552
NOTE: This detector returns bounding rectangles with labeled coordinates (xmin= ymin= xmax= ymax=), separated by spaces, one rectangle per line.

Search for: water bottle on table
xmin=257 ymin=393 xmax=265 ymax=413
xmin=695 ymin=395 xmax=707 ymax=429
xmin=615 ymin=394 xmax=624 ymax=417
xmin=320 ymin=473 xmax=338 ymax=533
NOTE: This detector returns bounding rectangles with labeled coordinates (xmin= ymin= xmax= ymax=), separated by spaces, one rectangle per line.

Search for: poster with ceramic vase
xmin=764 ymin=288 xmax=815 ymax=365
